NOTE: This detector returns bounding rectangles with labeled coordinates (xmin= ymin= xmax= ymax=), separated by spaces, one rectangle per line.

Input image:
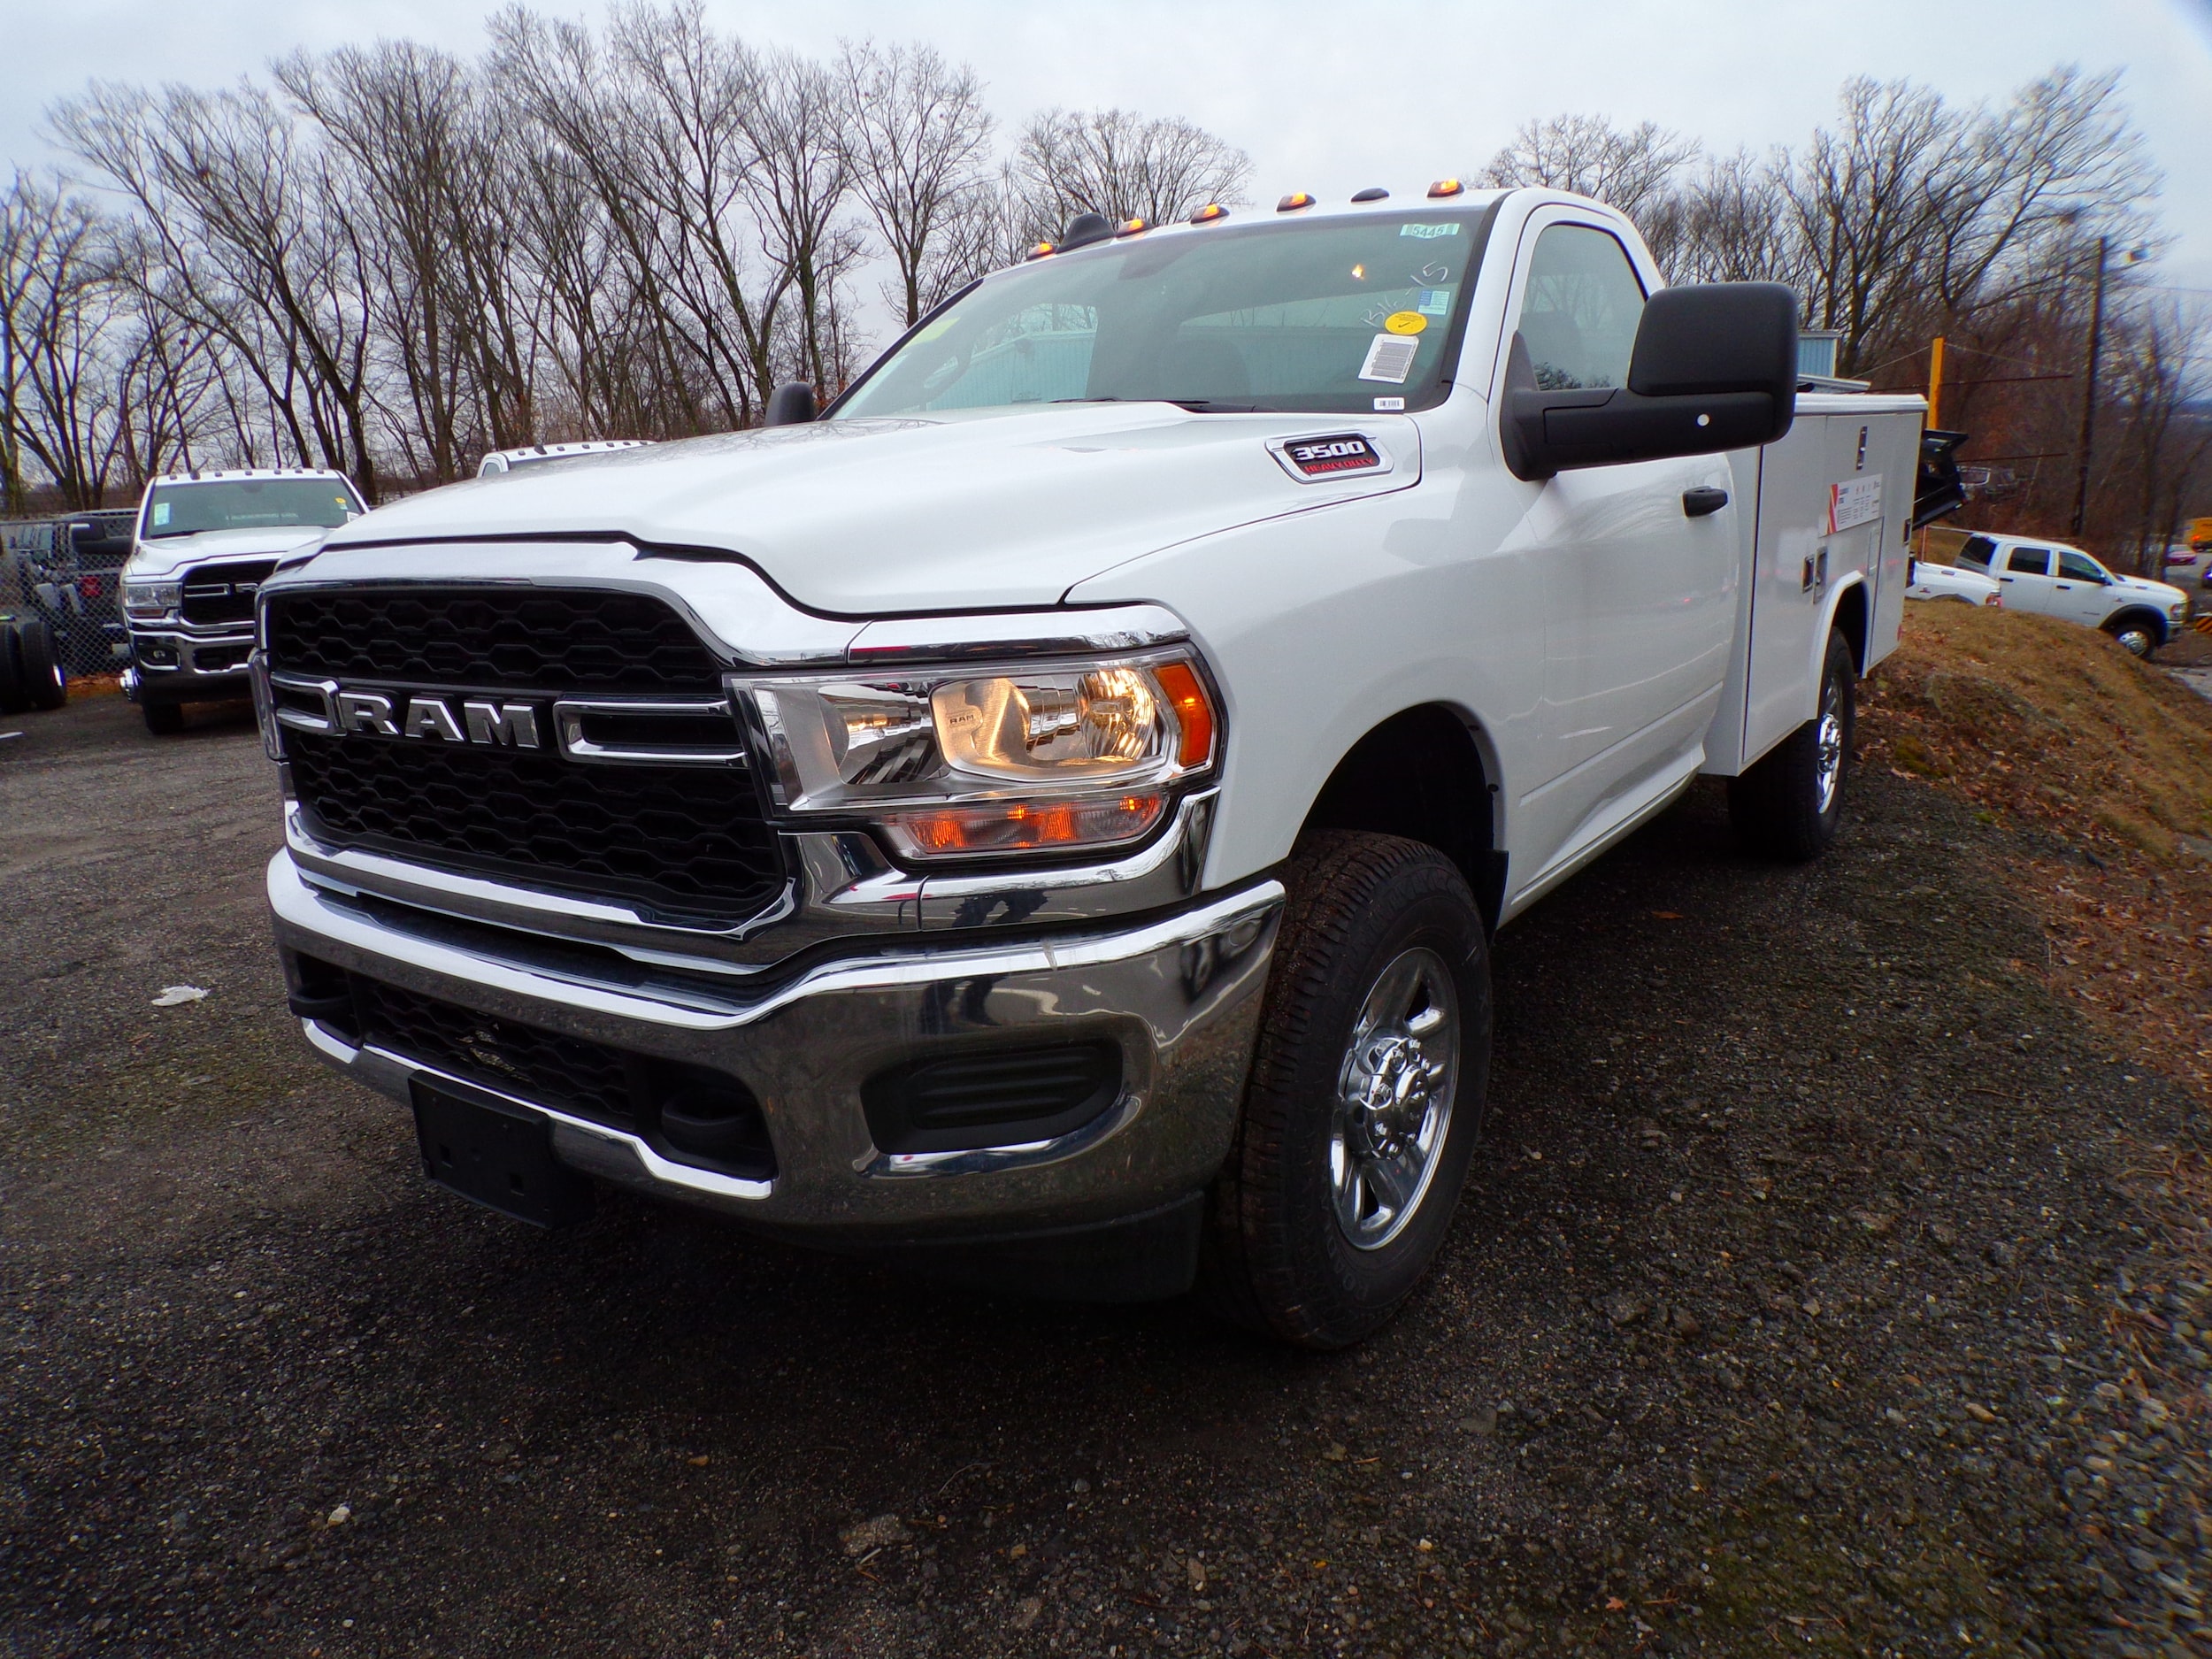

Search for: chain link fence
xmin=2 ymin=511 xmax=136 ymax=680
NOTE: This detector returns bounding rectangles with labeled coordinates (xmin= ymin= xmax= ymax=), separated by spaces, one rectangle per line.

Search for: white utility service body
xmin=253 ymin=188 xmax=1920 ymax=1341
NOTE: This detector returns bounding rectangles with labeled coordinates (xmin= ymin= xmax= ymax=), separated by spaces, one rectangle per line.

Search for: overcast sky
xmin=9 ymin=0 xmax=2212 ymax=309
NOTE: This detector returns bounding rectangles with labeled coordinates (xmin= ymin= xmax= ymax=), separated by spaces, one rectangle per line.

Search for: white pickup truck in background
xmin=1952 ymin=531 xmax=2188 ymax=657
xmin=254 ymin=187 xmax=1932 ymax=1347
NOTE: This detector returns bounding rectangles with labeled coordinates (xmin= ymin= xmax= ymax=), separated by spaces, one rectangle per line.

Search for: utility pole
xmin=2070 ymin=235 xmax=2108 ymax=541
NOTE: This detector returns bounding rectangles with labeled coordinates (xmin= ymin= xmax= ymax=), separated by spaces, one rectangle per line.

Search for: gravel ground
xmin=2 ymin=691 xmax=2208 ymax=1658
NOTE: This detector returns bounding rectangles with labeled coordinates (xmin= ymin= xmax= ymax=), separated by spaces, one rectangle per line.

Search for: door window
xmin=1957 ymin=535 xmax=1995 ymax=569
xmin=2056 ymin=549 xmax=2106 ymax=583
xmin=1514 ymin=225 xmax=1647 ymax=391
xmin=2006 ymin=546 xmax=2052 ymax=577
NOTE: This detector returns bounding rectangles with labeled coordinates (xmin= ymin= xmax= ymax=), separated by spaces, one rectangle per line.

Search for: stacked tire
xmin=0 ymin=618 xmax=69 ymax=715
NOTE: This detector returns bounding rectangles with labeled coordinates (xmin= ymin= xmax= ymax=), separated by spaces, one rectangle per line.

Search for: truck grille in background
xmin=267 ymin=582 xmax=785 ymax=919
xmin=285 ymin=728 xmax=784 ymax=920
xmin=264 ymin=586 xmax=723 ymax=693
xmin=180 ymin=559 xmax=277 ymax=626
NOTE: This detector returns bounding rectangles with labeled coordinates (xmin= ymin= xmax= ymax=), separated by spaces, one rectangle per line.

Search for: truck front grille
xmin=265 ymin=585 xmax=723 ymax=693
xmin=286 ymin=728 xmax=785 ymax=921
xmin=268 ymin=582 xmax=783 ymax=920
xmin=180 ymin=559 xmax=277 ymax=626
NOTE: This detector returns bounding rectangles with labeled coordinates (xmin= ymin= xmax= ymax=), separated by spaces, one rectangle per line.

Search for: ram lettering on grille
xmin=330 ymin=688 xmax=541 ymax=749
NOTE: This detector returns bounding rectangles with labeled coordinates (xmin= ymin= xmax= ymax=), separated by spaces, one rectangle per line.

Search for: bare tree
xmin=53 ymin=81 xmax=384 ymax=495
xmin=1479 ymin=114 xmax=1698 ymax=264
xmin=1007 ymin=108 xmax=1251 ymax=245
xmin=840 ymin=42 xmax=995 ymax=327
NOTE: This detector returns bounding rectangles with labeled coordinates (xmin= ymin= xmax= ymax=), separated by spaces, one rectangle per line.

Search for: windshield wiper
xmin=1049 ymin=396 xmax=1260 ymax=413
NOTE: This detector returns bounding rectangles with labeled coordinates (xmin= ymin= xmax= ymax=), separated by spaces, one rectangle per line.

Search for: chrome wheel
xmin=2113 ymin=626 xmax=2154 ymax=658
xmin=1330 ymin=947 xmax=1459 ymax=1251
xmin=1814 ymin=676 xmax=1844 ymax=816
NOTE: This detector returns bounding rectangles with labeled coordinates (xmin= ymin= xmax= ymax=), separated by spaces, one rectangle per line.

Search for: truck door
xmin=1995 ymin=543 xmax=2059 ymax=614
xmin=1494 ymin=216 xmax=1736 ymax=882
xmin=2053 ymin=547 xmax=2116 ymax=625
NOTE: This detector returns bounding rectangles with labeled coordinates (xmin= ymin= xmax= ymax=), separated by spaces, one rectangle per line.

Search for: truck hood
xmin=125 ymin=524 xmax=333 ymax=580
xmin=2114 ymin=573 xmax=2188 ymax=607
xmin=317 ymin=405 xmax=1420 ymax=614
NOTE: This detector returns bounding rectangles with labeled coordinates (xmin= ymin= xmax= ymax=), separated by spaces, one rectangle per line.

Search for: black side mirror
xmin=1502 ymin=281 xmax=1798 ymax=480
xmin=68 ymin=521 xmax=98 ymax=549
xmin=764 ymin=382 xmax=818 ymax=426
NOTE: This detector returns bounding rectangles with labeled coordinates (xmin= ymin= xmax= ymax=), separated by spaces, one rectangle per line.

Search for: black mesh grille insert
xmin=265 ymin=586 xmax=723 ymax=694
xmin=181 ymin=559 xmax=277 ymax=626
xmin=286 ymin=730 xmax=784 ymax=920
xmin=355 ymin=977 xmax=637 ymax=1128
xmin=341 ymin=972 xmax=775 ymax=1179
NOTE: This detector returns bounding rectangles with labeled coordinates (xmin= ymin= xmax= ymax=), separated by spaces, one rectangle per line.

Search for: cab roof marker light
xmin=1115 ymin=217 xmax=1147 ymax=236
xmin=1025 ymin=241 xmax=1056 ymax=260
xmin=1277 ymin=192 xmax=1315 ymax=212
xmin=1427 ymin=178 xmax=1464 ymax=198
xmin=1350 ymin=187 xmax=1390 ymax=203
xmin=1188 ymin=203 xmax=1229 ymax=225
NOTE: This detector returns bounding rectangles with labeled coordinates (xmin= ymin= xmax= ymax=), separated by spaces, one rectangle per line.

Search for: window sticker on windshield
xmin=1400 ymin=223 xmax=1463 ymax=240
xmin=1372 ymin=396 xmax=1406 ymax=411
xmin=1384 ymin=311 xmax=1427 ymax=336
xmin=151 ymin=503 xmax=170 ymax=527
xmin=1358 ymin=334 xmax=1419 ymax=384
xmin=1416 ymin=288 xmax=1452 ymax=315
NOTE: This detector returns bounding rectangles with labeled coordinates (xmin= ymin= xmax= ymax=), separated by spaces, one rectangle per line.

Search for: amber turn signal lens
xmin=885 ymin=794 xmax=1167 ymax=859
xmin=1153 ymin=662 xmax=1215 ymax=769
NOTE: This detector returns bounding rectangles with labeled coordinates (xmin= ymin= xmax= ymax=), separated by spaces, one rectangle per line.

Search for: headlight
xmin=122 ymin=580 xmax=181 ymax=622
xmin=742 ymin=653 xmax=1217 ymax=860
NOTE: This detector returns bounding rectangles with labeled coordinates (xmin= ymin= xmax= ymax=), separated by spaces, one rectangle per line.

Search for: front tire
xmin=1730 ymin=626 xmax=1856 ymax=861
xmin=2102 ymin=612 xmax=2162 ymax=659
xmin=1199 ymin=832 xmax=1491 ymax=1349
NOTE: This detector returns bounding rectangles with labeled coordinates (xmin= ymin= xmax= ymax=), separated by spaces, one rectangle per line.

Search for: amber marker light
xmin=1116 ymin=217 xmax=1148 ymax=235
xmin=1276 ymin=192 xmax=1315 ymax=212
xmin=1427 ymin=178 xmax=1465 ymax=198
xmin=1154 ymin=662 xmax=1216 ymax=768
xmin=1025 ymin=241 xmax=1056 ymax=259
xmin=1188 ymin=203 xmax=1229 ymax=224
xmin=885 ymin=794 xmax=1168 ymax=858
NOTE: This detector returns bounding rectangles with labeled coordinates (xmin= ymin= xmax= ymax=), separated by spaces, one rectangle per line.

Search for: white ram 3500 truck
xmin=255 ymin=188 xmax=1920 ymax=1347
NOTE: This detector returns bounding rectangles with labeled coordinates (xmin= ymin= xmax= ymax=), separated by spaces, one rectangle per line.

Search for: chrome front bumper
xmin=269 ymin=852 xmax=1282 ymax=1237
xmin=129 ymin=624 xmax=256 ymax=697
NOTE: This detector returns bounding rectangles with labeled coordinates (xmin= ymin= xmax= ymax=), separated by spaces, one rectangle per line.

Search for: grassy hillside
xmin=1860 ymin=603 xmax=2212 ymax=1110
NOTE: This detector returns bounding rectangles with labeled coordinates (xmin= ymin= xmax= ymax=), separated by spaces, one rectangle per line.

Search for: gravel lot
xmin=3 ymin=691 xmax=2207 ymax=1657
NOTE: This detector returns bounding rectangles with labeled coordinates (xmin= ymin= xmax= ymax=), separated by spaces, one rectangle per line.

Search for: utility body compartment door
xmin=1706 ymin=396 xmax=1922 ymax=775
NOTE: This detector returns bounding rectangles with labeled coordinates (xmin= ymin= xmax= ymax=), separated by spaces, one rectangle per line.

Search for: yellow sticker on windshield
xmin=1384 ymin=311 xmax=1427 ymax=336
xmin=915 ymin=314 xmax=958 ymax=342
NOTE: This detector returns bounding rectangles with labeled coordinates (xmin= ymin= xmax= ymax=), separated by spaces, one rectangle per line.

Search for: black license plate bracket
xmin=411 ymin=1079 xmax=594 ymax=1227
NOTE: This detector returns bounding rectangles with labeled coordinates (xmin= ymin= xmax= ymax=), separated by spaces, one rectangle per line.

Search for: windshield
xmin=141 ymin=478 xmax=364 ymax=540
xmin=835 ymin=208 xmax=1496 ymax=419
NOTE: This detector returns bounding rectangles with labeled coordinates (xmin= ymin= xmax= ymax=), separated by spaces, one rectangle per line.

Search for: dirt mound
xmin=1863 ymin=603 xmax=2212 ymax=860
xmin=1862 ymin=603 xmax=2212 ymax=1114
